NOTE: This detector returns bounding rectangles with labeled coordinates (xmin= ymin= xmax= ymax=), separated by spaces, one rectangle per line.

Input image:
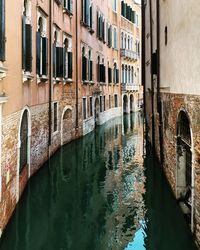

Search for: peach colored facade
xmin=0 ymin=0 xmax=141 ymax=236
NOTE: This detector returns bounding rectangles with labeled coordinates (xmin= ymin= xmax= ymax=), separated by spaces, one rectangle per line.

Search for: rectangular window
xmin=114 ymin=94 xmax=118 ymax=108
xmin=103 ymin=96 xmax=106 ymax=111
xmin=90 ymin=97 xmax=93 ymax=116
xmin=82 ymin=55 xmax=87 ymax=81
xmin=113 ymin=0 xmax=117 ymax=12
xmin=53 ymin=102 xmax=58 ymax=132
xmin=0 ymin=0 xmax=5 ymax=61
xmin=64 ymin=0 xmax=73 ymax=13
xmin=82 ymin=0 xmax=92 ymax=27
xmin=22 ymin=16 xmax=32 ymax=72
xmin=83 ymin=98 xmax=87 ymax=119
xmin=100 ymin=96 xmax=103 ymax=112
xmin=109 ymin=95 xmax=111 ymax=109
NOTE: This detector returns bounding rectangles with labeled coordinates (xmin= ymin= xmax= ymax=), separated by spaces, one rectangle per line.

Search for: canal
xmin=0 ymin=113 xmax=197 ymax=250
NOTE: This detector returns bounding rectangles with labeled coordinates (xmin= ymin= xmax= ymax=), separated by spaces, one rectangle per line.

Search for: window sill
xmin=100 ymin=82 xmax=106 ymax=85
xmin=37 ymin=75 xmax=48 ymax=84
xmin=89 ymin=81 xmax=95 ymax=85
xmin=80 ymin=21 xmax=94 ymax=34
xmin=63 ymin=8 xmax=73 ymax=17
xmin=82 ymin=80 xmax=90 ymax=85
xmin=64 ymin=78 xmax=73 ymax=84
xmin=53 ymin=77 xmax=62 ymax=84
xmin=0 ymin=95 xmax=8 ymax=104
xmin=23 ymin=71 xmax=34 ymax=83
xmin=0 ymin=64 xmax=7 ymax=81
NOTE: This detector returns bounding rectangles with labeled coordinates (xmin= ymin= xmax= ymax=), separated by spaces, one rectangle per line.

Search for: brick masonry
xmin=153 ymin=92 xmax=200 ymax=244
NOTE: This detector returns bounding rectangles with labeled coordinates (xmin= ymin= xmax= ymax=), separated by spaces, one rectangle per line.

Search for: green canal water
xmin=0 ymin=113 xmax=197 ymax=250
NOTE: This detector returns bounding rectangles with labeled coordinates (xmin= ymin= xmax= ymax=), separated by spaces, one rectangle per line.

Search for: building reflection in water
xmin=0 ymin=113 xmax=197 ymax=250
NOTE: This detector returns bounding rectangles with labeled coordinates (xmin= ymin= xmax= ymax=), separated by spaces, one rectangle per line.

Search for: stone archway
xmin=17 ymin=107 xmax=31 ymax=201
xmin=123 ymin=95 xmax=128 ymax=114
xmin=130 ymin=94 xmax=134 ymax=113
xmin=176 ymin=110 xmax=193 ymax=228
xmin=61 ymin=107 xmax=73 ymax=145
xmin=94 ymin=98 xmax=100 ymax=127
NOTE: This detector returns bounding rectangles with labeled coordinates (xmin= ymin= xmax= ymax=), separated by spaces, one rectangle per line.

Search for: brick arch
xmin=61 ymin=106 xmax=73 ymax=145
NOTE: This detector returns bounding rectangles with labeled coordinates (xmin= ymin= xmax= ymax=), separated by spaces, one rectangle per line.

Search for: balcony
xmin=121 ymin=84 xmax=139 ymax=92
xmin=120 ymin=49 xmax=137 ymax=61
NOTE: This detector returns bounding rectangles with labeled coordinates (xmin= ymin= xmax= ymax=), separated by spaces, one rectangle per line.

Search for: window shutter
xmin=56 ymin=47 xmax=63 ymax=77
xmin=102 ymin=20 xmax=105 ymax=41
xmin=22 ymin=16 xmax=26 ymax=69
xmin=25 ymin=24 xmax=32 ymax=72
xmin=90 ymin=5 xmax=92 ymax=28
xmin=103 ymin=65 xmax=106 ymax=83
xmin=124 ymin=3 xmax=127 ymax=18
xmin=68 ymin=51 xmax=73 ymax=79
xmin=97 ymin=63 xmax=100 ymax=82
xmin=100 ymin=64 xmax=103 ymax=82
xmin=82 ymin=56 xmax=87 ymax=81
xmin=53 ymin=43 xmax=56 ymax=77
xmin=36 ymin=32 xmax=41 ymax=75
xmin=69 ymin=0 xmax=73 ymax=13
xmin=84 ymin=0 xmax=87 ymax=23
xmin=89 ymin=60 xmax=93 ymax=81
xmin=116 ymin=69 xmax=119 ymax=83
xmin=42 ymin=37 xmax=48 ymax=76
xmin=121 ymin=1 xmax=124 ymax=16
xmin=86 ymin=0 xmax=90 ymax=25
xmin=0 ymin=0 xmax=5 ymax=61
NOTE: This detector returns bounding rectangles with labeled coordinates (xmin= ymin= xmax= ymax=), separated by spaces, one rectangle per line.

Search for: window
xmin=0 ymin=0 xmax=5 ymax=61
xmin=90 ymin=97 xmax=93 ymax=116
xmin=103 ymin=96 xmax=106 ymax=111
xmin=64 ymin=37 xmax=73 ymax=80
xmin=53 ymin=29 xmax=64 ymax=79
xmin=131 ymin=66 xmax=134 ymax=84
xmin=82 ymin=47 xmax=87 ymax=81
xmin=53 ymin=102 xmax=58 ymax=132
xmin=20 ymin=110 xmax=29 ymax=172
xmin=165 ymin=26 xmax=168 ymax=46
xmin=114 ymin=94 xmax=118 ymax=108
xmin=36 ymin=16 xmax=48 ymax=77
xmin=121 ymin=1 xmax=135 ymax=23
xmin=97 ymin=12 xmax=105 ymax=42
xmin=82 ymin=0 xmax=92 ymax=28
xmin=108 ymin=64 xmax=112 ymax=84
xmin=113 ymin=63 xmax=119 ymax=84
xmin=63 ymin=0 xmax=73 ymax=14
xmin=83 ymin=98 xmax=87 ymax=119
xmin=88 ymin=50 xmax=93 ymax=81
xmin=100 ymin=96 xmax=103 ymax=112
xmin=122 ymin=64 xmax=124 ymax=83
xmin=128 ymin=66 xmax=131 ymax=83
xmin=109 ymin=95 xmax=111 ymax=109
xmin=113 ymin=27 xmax=117 ymax=49
xmin=22 ymin=0 xmax=32 ymax=72
xmin=97 ymin=57 xmax=105 ymax=83
xmin=113 ymin=0 xmax=117 ymax=12
xmin=107 ymin=24 xmax=112 ymax=47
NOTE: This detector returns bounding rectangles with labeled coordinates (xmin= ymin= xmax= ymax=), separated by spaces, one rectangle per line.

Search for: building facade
xmin=121 ymin=0 xmax=142 ymax=115
xmin=0 ymin=0 xmax=141 ymax=236
xmin=143 ymin=0 xmax=200 ymax=245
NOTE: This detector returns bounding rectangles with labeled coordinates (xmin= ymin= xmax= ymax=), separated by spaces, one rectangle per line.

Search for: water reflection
xmin=0 ymin=113 xmax=197 ymax=250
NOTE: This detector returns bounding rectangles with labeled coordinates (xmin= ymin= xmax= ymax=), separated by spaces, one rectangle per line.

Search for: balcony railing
xmin=120 ymin=49 xmax=137 ymax=61
xmin=121 ymin=84 xmax=139 ymax=92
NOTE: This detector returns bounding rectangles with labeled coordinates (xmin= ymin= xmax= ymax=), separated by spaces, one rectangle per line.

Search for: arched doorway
xmin=61 ymin=107 xmax=73 ymax=145
xmin=17 ymin=108 xmax=31 ymax=201
xmin=123 ymin=95 xmax=128 ymax=114
xmin=94 ymin=98 xmax=100 ymax=127
xmin=130 ymin=94 xmax=134 ymax=113
xmin=176 ymin=110 xmax=193 ymax=227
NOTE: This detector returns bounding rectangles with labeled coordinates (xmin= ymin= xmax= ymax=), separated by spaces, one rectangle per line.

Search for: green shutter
xmin=25 ymin=24 xmax=32 ymax=72
xmin=68 ymin=51 xmax=73 ymax=79
xmin=22 ymin=16 xmax=26 ymax=70
xmin=36 ymin=32 xmax=41 ymax=75
xmin=42 ymin=37 xmax=48 ymax=76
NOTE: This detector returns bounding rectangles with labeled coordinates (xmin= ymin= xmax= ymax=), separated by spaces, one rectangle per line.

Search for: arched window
xmin=124 ymin=34 xmax=127 ymax=49
xmin=122 ymin=64 xmax=124 ymax=83
xmin=64 ymin=38 xmax=69 ymax=79
xmin=88 ymin=50 xmax=93 ymax=81
xmin=128 ymin=36 xmax=130 ymax=50
xmin=121 ymin=32 xmax=124 ymax=49
xmin=128 ymin=66 xmax=131 ymax=84
xmin=36 ymin=16 xmax=48 ymax=76
xmin=125 ymin=65 xmax=127 ymax=83
xmin=22 ymin=0 xmax=32 ymax=72
xmin=97 ymin=56 xmax=100 ymax=82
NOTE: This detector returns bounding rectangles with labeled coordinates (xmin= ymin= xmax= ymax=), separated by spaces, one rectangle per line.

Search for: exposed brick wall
xmin=154 ymin=92 xmax=200 ymax=244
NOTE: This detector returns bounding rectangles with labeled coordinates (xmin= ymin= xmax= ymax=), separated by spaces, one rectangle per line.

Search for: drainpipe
xmin=156 ymin=0 xmax=164 ymax=164
xmin=149 ymin=0 xmax=155 ymax=151
xmin=48 ymin=0 xmax=52 ymax=146
xmin=142 ymin=0 xmax=146 ymax=149
xmin=75 ymin=0 xmax=79 ymax=129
